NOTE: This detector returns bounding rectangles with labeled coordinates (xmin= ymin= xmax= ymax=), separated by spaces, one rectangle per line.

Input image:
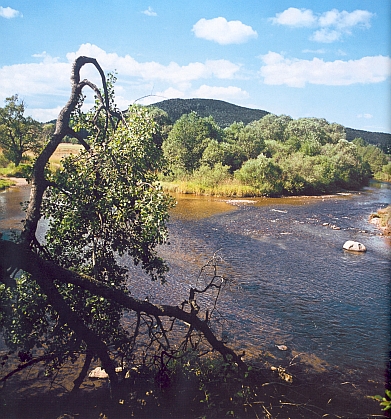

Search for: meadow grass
xmin=48 ymin=143 xmax=83 ymax=171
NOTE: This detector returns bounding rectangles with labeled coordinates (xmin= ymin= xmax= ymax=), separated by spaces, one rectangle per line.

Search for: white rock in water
xmin=88 ymin=367 xmax=109 ymax=379
xmin=276 ymin=344 xmax=288 ymax=351
xmin=343 ymin=241 xmax=366 ymax=252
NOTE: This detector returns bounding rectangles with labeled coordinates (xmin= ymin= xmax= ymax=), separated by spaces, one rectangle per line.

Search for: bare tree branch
xmin=0 ymin=240 xmax=246 ymax=371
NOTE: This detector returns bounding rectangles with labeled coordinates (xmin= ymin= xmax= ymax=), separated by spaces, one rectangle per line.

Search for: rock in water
xmin=88 ymin=367 xmax=109 ymax=379
xmin=343 ymin=241 xmax=366 ymax=252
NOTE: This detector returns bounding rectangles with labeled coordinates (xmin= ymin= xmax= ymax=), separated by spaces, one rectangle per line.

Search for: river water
xmin=1 ymin=181 xmax=390 ymax=391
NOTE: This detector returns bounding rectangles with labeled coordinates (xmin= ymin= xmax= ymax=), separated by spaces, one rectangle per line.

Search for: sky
xmin=0 ymin=0 xmax=390 ymax=133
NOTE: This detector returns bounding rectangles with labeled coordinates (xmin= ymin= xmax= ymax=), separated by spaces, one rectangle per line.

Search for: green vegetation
xmin=0 ymin=95 xmax=45 ymax=166
xmin=159 ymin=111 xmax=390 ymax=197
xmin=0 ymin=177 xmax=14 ymax=190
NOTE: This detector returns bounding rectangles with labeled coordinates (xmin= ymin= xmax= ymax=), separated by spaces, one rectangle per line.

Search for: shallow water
xmin=128 ymin=182 xmax=390 ymax=387
xmin=1 ymin=181 xmax=390 ymax=388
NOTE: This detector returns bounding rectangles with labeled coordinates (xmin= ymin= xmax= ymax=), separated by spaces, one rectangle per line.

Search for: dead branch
xmin=0 ymin=240 xmax=246 ymax=371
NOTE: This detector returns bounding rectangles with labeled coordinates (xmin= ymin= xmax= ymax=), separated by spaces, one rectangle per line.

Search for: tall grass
xmin=159 ymin=179 xmax=261 ymax=197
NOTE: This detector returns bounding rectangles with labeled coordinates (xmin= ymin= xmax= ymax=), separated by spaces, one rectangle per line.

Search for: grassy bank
xmin=159 ymin=179 xmax=261 ymax=197
xmin=0 ymin=178 xmax=14 ymax=190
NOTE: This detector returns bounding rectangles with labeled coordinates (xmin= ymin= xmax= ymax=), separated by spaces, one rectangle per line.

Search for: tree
xmin=223 ymin=121 xmax=265 ymax=171
xmin=250 ymin=114 xmax=292 ymax=143
xmin=234 ymin=154 xmax=283 ymax=196
xmin=0 ymin=95 xmax=44 ymax=165
xmin=162 ymin=112 xmax=222 ymax=173
xmin=0 ymin=57 xmax=245 ymax=400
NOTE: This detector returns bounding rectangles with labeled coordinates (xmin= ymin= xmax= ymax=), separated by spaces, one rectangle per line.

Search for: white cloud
xmin=319 ymin=9 xmax=373 ymax=29
xmin=193 ymin=85 xmax=249 ymax=101
xmin=66 ymin=44 xmax=240 ymax=84
xmin=270 ymin=8 xmax=316 ymax=27
xmin=0 ymin=44 xmax=243 ymax=121
xmin=260 ymin=52 xmax=391 ymax=87
xmin=142 ymin=7 xmax=157 ymax=17
xmin=311 ymin=29 xmax=341 ymax=43
xmin=192 ymin=17 xmax=257 ymax=45
xmin=28 ymin=106 xmax=63 ymax=122
xmin=302 ymin=49 xmax=326 ymax=54
xmin=0 ymin=6 xmax=21 ymax=18
xmin=270 ymin=7 xmax=374 ymax=43
xmin=357 ymin=113 xmax=373 ymax=119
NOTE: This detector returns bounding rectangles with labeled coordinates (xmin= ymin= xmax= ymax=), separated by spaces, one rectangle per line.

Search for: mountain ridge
xmin=151 ymin=98 xmax=391 ymax=153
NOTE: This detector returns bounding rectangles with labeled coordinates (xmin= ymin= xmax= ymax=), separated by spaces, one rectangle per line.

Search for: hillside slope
xmin=151 ymin=98 xmax=390 ymax=152
xmin=151 ymin=98 xmax=269 ymax=128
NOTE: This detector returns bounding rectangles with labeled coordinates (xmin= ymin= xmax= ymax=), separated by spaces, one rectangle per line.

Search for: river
xmin=1 ymin=181 xmax=390 ymax=395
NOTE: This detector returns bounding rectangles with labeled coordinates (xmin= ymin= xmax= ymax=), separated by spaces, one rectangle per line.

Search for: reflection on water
xmin=0 ymin=184 xmax=30 ymax=238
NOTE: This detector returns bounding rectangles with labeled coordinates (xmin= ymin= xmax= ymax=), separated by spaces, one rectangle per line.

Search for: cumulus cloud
xmin=142 ymin=7 xmax=157 ymax=17
xmin=0 ymin=44 xmax=243 ymax=120
xmin=66 ymin=44 xmax=241 ymax=84
xmin=270 ymin=7 xmax=374 ymax=43
xmin=260 ymin=52 xmax=391 ymax=87
xmin=0 ymin=6 xmax=21 ymax=18
xmin=192 ymin=17 xmax=257 ymax=45
xmin=193 ymin=85 xmax=249 ymax=101
xmin=270 ymin=8 xmax=316 ymax=27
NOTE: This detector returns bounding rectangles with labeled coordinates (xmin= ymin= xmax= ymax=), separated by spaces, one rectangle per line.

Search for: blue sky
xmin=0 ymin=0 xmax=390 ymax=133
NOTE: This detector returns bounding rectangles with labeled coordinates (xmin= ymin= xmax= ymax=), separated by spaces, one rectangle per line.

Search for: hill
xmin=151 ymin=98 xmax=391 ymax=153
xmin=151 ymin=98 xmax=269 ymax=128
xmin=345 ymin=127 xmax=391 ymax=154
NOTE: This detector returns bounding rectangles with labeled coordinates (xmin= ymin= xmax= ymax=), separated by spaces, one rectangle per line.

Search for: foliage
xmin=162 ymin=113 xmax=376 ymax=196
xmin=353 ymin=137 xmax=390 ymax=178
xmin=151 ymin=98 xmax=268 ymax=128
xmin=0 ymin=59 xmax=246 ymax=405
xmin=372 ymin=389 xmax=391 ymax=413
xmin=0 ymin=95 xmax=44 ymax=166
xmin=152 ymin=98 xmax=391 ymax=152
xmin=0 ymin=178 xmax=14 ymax=190
xmin=223 ymin=122 xmax=265 ymax=171
xmin=163 ymin=112 xmax=222 ymax=173
xmin=234 ymin=154 xmax=283 ymax=196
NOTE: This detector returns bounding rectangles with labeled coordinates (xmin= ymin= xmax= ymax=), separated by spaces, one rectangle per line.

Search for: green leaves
xmin=0 ymin=95 xmax=44 ymax=166
xmin=43 ymin=105 xmax=174 ymax=283
xmin=372 ymin=389 xmax=391 ymax=412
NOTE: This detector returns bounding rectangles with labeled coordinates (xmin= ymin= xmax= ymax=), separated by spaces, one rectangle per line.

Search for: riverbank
xmin=369 ymin=205 xmax=391 ymax=235
xmin=0 ymin=349 xmax=382 ymax=419
xmin=0 ymin=176 xmax=28 ymax=190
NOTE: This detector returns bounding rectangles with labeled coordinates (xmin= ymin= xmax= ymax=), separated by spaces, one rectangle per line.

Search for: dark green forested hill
xmin=151 ymin=98 xmax=269 ymax=128
xmin=151 ymin=98 xmax=391 ymax=153
xmin=346 ymin=127 xmax=391 ymax=154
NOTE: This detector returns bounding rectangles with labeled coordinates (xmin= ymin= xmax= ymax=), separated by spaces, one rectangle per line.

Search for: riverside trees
xmin=160 ymin=112 xmax=386 ymax=196
xmin=0 ymin=57 xmax=245 ymax=399
xmin=0 ymin=95 xmax=44 ymax=166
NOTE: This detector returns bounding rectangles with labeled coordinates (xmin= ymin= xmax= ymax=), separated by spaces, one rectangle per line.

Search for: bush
xmin=234 ymin=155 xmax=283 ymax=196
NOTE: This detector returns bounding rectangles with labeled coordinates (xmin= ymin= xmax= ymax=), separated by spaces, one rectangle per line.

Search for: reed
xmin=159 ymin=179 xmax=261 ymax=197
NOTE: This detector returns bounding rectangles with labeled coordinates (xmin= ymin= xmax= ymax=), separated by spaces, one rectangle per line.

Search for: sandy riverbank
xmin=0 ymin=176 xmax=29 ymax=189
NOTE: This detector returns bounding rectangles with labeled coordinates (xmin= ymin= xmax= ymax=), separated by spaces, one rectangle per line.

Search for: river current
xmin=1 ymin=181 xmax=390 ymax=389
